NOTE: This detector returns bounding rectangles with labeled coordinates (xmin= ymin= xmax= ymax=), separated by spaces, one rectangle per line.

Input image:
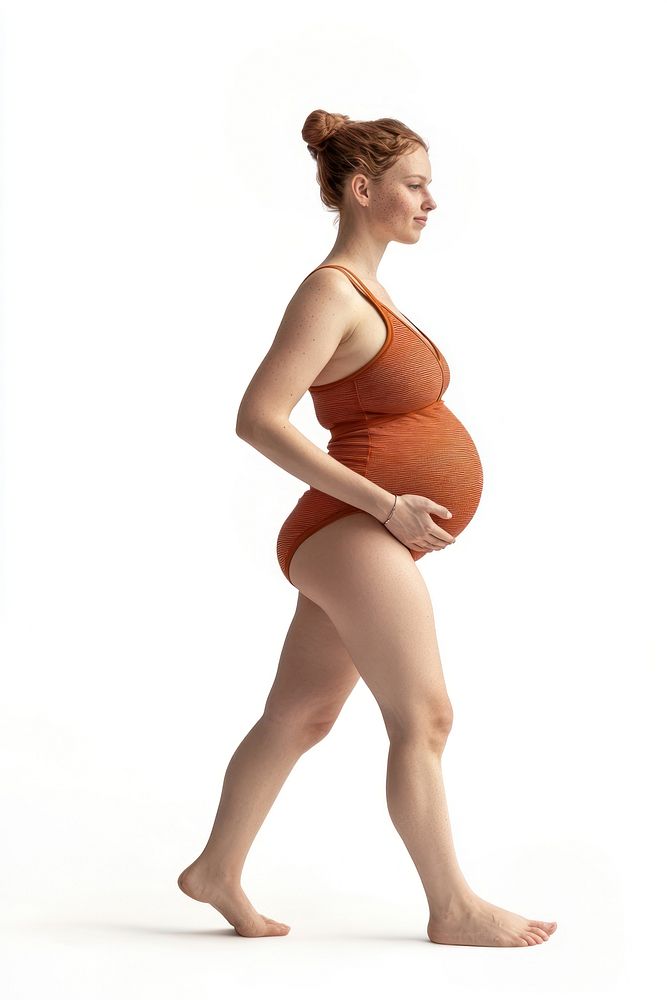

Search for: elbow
xmin=236 ymin=410 xmax=283 ymax=443
xmin=236 ymin=411 xmax=259 ymax=441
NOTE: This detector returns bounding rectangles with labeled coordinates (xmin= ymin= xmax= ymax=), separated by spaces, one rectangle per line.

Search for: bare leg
xmin=178 ymin=593 xmax=360 ymax=937
xmin=289 ymin=512 xmax=558 ymax=947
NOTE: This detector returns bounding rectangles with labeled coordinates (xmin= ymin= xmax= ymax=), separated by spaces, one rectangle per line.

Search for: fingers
xmin=424 ymin=527 xmax=456 ymax=550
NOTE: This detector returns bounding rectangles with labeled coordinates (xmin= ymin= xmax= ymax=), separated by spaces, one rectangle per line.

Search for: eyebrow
xmin=404 ymin=174 xmax=433 ymax=183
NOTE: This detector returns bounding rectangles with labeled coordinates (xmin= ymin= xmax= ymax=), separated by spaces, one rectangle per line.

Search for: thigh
xmin=263 ymin=590 xmax=361 ymax=728
xmin=289 ymin=513 xmax=452 ymax=734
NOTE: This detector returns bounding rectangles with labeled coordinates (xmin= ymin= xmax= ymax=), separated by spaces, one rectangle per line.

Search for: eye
xmin=409 ymin=184 xmax=422 ymax=190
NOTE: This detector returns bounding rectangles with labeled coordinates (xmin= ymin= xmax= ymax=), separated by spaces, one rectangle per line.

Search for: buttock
xmin=281 ymin=509 xmax=423 ymax=590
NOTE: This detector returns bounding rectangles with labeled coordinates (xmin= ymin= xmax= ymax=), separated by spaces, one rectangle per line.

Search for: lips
xmin=414 ymin=218 xmax=427 ymax=226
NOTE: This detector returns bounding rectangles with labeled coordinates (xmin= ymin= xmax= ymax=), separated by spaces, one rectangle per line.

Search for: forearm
xmin=237 ymin=418 xmax=395 ymax=522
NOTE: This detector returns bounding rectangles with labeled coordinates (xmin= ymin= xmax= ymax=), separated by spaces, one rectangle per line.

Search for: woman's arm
xmin=236 ymin=268 xmax=395 ymax=523
xmin=238 ymin=410 xmax=395 ymax=522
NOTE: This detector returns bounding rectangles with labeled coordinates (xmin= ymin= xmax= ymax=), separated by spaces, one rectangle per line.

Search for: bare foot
xmin=178 ymin=861 xmax=290 ymax=938
xmin=427 ymin=893 xmax=557 ymax=947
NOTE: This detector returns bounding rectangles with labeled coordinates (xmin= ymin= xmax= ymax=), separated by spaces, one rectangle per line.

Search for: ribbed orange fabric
xmin=276 ymin=264 xmax=484 ymax=585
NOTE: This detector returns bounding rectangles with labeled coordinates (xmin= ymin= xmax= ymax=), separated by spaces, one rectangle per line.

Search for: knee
xmin=261 ymin=709 xmax=337 ymax=749
xmin=421 ymin=705 xmax=454 ymax=751
xmin=385 ymin=700 xmax=454 ymax=751
xmin=299 ymin=717 xmax=337 ymax=748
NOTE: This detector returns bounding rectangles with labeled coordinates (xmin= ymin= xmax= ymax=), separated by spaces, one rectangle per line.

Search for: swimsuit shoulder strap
xmin=302 ymin=264 xmax=389 ymax=314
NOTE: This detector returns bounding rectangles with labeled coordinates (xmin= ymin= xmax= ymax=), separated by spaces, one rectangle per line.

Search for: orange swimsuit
xmin=276 ymin=264 xmax=484 ymax=585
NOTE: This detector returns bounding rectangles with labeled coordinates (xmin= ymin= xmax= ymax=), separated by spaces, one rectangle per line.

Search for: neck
xmin=324 ymin=218 xmax=388 ymax=282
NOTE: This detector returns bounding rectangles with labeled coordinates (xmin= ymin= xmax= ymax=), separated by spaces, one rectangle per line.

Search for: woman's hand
xmin=381 ymin=494 xmax=456 ymax=552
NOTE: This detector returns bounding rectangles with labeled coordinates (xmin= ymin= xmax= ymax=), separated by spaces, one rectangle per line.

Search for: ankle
xmin=192 ymin=854 xmax=243 ymax=888
xmin=428 ymin=886 xmax=478 ymax=921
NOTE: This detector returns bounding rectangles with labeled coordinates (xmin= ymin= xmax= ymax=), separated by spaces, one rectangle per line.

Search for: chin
xmin=394 ymin=232 xmax=422 ymax=246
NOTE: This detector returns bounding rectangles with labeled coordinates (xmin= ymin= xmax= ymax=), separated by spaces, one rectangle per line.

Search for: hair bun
xmin=302 ymin=110 xmax=350 ymax=156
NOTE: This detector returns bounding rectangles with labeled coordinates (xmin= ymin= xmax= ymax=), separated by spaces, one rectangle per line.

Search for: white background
xmin=1 ymin=0 xmax=665 ymax=996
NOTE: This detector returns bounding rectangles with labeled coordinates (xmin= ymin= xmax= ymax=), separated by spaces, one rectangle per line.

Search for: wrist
xmin=379 ymin=492 xmax=398 ymax=524
xmin=367 ymin=486 xmax=399 ymax=523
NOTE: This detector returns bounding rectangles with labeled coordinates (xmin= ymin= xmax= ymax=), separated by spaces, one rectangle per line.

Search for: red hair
xmin=302 ymin=109 xmax=428 ymax=217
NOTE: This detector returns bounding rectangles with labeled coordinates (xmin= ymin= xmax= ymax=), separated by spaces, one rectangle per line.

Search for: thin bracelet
xmin=382 ymin=494 xmax=398 ymax=524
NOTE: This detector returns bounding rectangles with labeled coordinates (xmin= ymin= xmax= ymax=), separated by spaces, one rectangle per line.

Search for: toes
xmin=523 ymin=932 xmax=541 ymax=945
xmin=259 ymin=913 xmax=290 ymax=931
xmin=528 ymin=926 xmax=550 ymax=942
xmin=531 ymin=920 xmax=557 ymax=934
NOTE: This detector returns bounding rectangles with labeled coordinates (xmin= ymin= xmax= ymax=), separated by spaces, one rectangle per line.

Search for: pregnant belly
xmin=344 ymin=400 xmax=484 ymax=538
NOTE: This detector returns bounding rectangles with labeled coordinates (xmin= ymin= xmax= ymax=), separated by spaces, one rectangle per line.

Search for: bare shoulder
xmin=235 ymin=266 xmax=358 ymax=433
xmin=287 ymin=264 xmax=359 ymax=338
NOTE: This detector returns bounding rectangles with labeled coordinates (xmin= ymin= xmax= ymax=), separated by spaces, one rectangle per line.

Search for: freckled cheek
xmin=381 ymin=194 xmax=412 ymax=221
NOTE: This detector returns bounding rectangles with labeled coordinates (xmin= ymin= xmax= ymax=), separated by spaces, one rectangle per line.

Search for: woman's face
xmin=371 ymin=148 xmax=437 ymax=244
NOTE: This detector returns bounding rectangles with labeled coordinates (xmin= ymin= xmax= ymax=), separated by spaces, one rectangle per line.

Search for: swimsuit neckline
xmin=308 ymin=264 xmax=444 ymax=391
xmin=318 ymin=263 xmax=437 ymax=351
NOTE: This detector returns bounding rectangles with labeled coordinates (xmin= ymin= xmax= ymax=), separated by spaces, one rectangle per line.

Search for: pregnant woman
xmin=178 ymin=110 xmax=557 ymax=947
